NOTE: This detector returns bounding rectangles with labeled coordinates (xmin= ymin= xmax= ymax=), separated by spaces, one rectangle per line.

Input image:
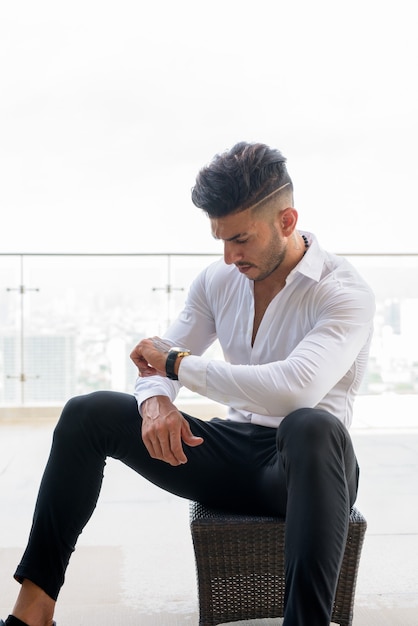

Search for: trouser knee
xmin=277 ymin=407 xmax=349 ymax=457
xmin=277 ymin=407 xmax=359 ymax=505
xmin=54 ymin=392 xmax=100 ymax=436
xmin=52 ymin=391 xmax=121 ymax=456
xmin=54 ymin=391 xmax=141 ymax=463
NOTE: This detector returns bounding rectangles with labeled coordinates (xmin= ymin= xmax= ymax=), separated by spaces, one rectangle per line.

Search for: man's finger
xmin=181 ymin=421 xmax=204 ymax=447
xmin=168 ymin=429 xmax=188 ymax=465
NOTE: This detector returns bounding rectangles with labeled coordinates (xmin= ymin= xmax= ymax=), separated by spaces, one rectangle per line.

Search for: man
xmin=2 ymin=141 xmax=375 ymax=626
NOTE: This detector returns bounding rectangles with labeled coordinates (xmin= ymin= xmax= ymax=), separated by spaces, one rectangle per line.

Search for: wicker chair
xmin=190 ymin=502 xmax=367 ymax=626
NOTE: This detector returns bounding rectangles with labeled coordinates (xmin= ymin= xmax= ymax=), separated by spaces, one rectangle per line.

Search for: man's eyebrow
xmin=212 ymin=232 xmax=249 ymax=242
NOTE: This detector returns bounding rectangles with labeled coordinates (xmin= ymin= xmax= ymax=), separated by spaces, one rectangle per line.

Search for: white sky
xmin=1 ymin=0 xmax=417 ymax=255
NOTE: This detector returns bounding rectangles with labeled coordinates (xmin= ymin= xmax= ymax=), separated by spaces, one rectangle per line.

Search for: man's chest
xmin=213 ymin=285 xmax=316 ymax=364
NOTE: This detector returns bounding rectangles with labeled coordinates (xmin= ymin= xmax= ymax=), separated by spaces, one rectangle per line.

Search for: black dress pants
xmin=14 ymin=391 xmax=359 ymax=626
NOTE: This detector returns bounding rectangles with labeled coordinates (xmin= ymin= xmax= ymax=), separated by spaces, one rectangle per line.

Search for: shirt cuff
xmin=134 ymin=375 xmax=181 ymax=410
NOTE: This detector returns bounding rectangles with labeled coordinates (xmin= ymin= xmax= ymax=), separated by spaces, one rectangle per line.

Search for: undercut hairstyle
xmin=191 ymin=142 xmax=293 ymax=218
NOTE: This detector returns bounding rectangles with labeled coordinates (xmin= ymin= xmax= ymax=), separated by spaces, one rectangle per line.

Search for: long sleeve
xmin=178 ymin=279 xmax=374 ymax=421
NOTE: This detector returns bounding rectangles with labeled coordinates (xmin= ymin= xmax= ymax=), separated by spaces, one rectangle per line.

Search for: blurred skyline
xmin=1 ymin=0 xmax=417 ymax=255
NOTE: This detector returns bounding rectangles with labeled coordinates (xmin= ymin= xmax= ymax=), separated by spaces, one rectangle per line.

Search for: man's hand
xmin=130 ymin=337 xmax=169 ymax=378
xmin=140 ymin=396 xmax=204 ymax=466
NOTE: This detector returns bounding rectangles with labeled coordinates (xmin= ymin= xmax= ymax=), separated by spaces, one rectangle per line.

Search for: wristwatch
xmin=165 ymin=347 xmax=191 ymax=380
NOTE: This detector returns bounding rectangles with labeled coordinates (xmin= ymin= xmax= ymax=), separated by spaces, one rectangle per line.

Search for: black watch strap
xmin=166 ymin=348 xmax=190 ymax=380
xmin=166 ymin=350 xmax=179 ymax=380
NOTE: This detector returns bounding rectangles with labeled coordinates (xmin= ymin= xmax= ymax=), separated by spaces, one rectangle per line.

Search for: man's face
xmin=210 ymin=208 xmax=287 ymax=282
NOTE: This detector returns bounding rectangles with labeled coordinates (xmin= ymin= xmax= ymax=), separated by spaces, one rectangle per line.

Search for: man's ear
xmin=279 ymin=207 xmax=298 ymax=236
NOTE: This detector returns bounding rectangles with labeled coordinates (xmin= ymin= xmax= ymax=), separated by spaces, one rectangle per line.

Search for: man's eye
xmin=236 ymin=239 xmax=248 ymax=244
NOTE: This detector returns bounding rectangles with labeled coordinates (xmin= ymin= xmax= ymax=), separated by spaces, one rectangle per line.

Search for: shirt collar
xmin=287 ymin=231 xmax=326 ymax=284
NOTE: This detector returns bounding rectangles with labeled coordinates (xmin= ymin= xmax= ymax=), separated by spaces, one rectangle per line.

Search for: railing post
xmin=5 ymin=255 xmax=40 ymax=404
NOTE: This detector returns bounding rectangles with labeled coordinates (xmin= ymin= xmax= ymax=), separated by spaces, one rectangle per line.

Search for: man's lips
xmin=236 ymin=263 xmax=255 ymax=273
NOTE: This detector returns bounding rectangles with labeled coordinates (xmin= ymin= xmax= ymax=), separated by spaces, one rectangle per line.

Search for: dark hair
xmin=191 ymin=141 xmax=293 ymax=218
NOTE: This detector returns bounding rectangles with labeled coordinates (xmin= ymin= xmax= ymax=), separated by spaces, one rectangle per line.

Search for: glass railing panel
xmin=2 ymin=255 xmax=172 ymax=404
xmin=346 ymin=254 xmax=418 ymax=395
xmin=0 ymin=252 xmax=417 ymax=408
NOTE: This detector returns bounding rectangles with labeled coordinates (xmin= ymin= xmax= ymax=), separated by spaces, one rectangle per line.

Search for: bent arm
xmin=178 ymin=287 xmax=375 ymax=417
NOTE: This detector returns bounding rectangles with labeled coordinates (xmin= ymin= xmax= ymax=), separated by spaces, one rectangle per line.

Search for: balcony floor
xmin=1 ymin=394 xmax=417 ymax=625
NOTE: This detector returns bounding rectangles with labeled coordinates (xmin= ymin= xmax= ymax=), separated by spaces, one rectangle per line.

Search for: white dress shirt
xmin=134 ymin=232 xmax=375 ymax=429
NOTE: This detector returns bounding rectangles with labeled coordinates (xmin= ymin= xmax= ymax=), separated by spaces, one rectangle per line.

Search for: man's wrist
xmin=165 ymin=347 xmax=191 ymax=380
xmin=141 ymin=395 xmax=173 ymax=420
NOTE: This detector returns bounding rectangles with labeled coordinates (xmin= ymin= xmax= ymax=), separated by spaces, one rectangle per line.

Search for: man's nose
xmin=224 ymin=241 xmax=242 ymax=265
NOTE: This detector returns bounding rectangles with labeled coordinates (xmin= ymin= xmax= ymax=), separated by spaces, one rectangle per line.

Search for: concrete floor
xmin=1 ymin=394 xmax=417 ymax=625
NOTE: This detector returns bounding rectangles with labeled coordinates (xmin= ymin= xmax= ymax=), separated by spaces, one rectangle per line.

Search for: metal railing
xmin=1 ymin=252 xmax=418 ymax=406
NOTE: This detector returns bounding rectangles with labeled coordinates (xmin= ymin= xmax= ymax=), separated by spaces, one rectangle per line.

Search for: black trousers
xmin=14 ymin=391 xmax=359 ymax=626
